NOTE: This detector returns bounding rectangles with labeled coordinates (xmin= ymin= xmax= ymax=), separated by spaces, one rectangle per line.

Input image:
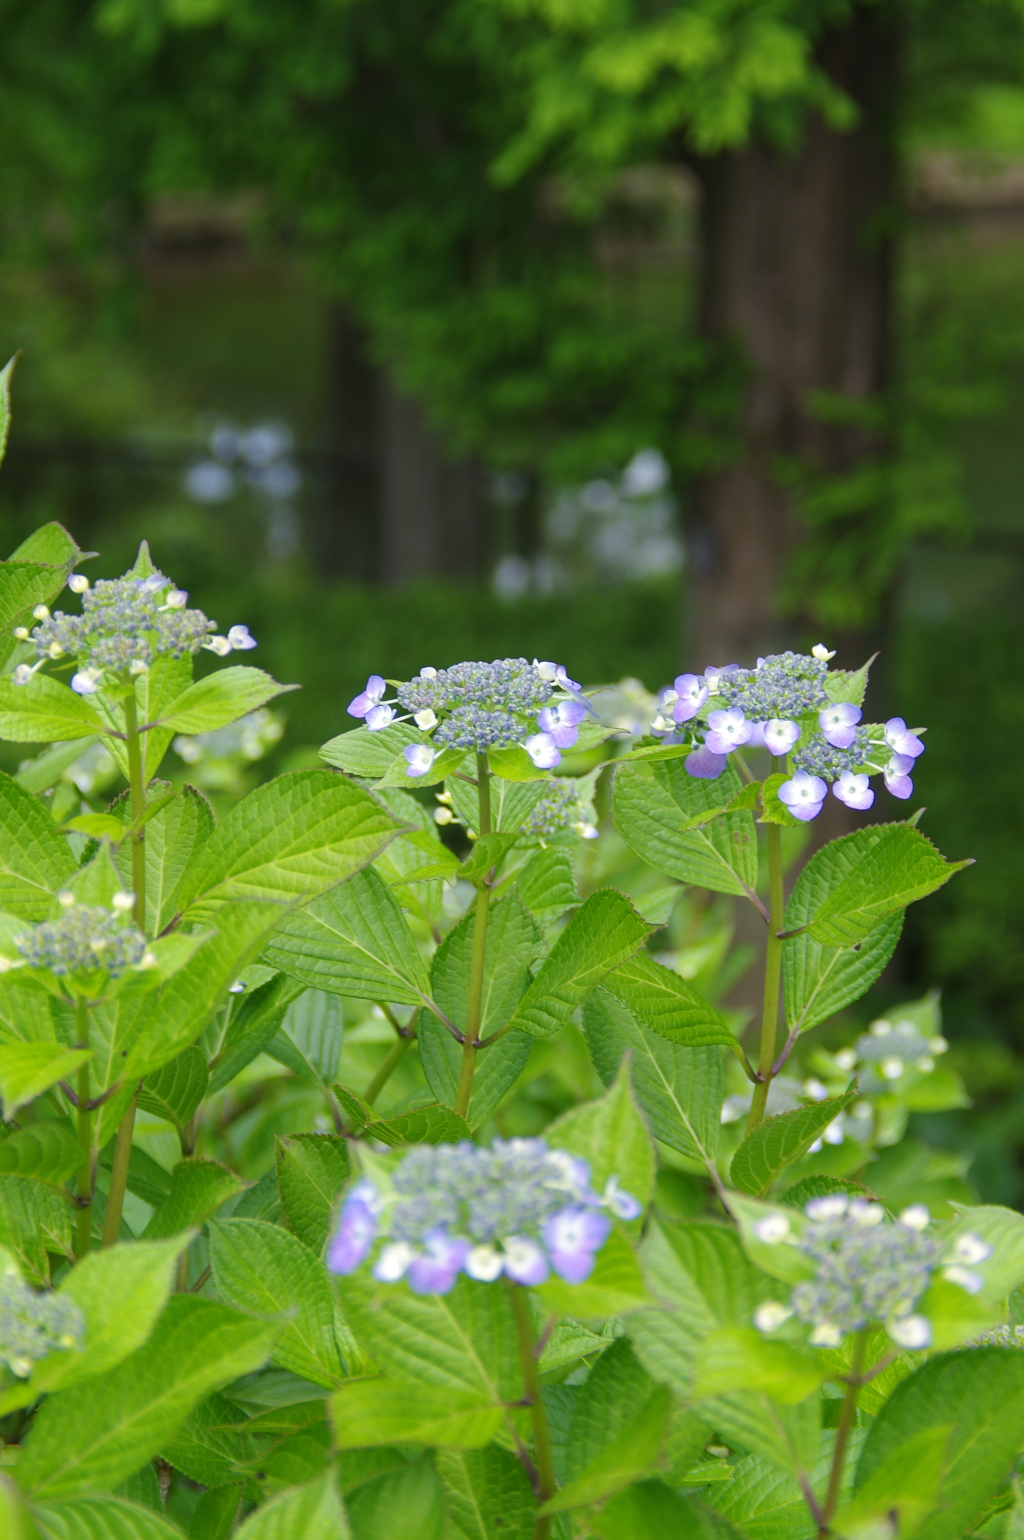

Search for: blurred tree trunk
xmin=686 ymin=0 xmax=899 ymax=671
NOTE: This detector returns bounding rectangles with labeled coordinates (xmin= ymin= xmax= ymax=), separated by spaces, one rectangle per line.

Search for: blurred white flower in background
xmin=185 ymin=417 xmax=302 ymax=557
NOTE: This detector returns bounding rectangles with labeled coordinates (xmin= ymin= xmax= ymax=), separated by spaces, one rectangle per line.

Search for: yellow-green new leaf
xmin=692 ymin=1328 xmax=827 ymax=1406
xmin=331 ymin=1379 xmax=503 ymax=1449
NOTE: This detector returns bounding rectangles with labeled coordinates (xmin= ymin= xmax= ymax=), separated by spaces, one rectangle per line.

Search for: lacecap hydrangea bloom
xmin=833 ymin=1016 xmax=949 ymax=1093
xmin=347 ymin=659 xmax=593 ymax=776
xmin=2 ymin=890 xmax=155 ymax=986
xmin=752 ymin=1195 xmax=993 ymax=1350
xmin=12 ymin=569 xmax=255 ymax=695
xmin=327 ymin=1138 xmax=640 ymax=1294
xmin=520 ymin=779 xmax=599 ymax=841
xmin=650 ymin=646 xmax=925 ymax=820
xmin=0 ymin=1264 xmax=84 ymax=1378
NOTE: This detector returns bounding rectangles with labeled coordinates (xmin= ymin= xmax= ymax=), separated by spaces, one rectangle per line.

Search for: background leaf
xmin=0 ymin=1043 xmax=92 ymax=1119
xmin=603 ymin=953 xmax=735 ymax=1046
xmin=0 ymin=772 xmax=78 ymax=919
xmin=137 ymin=1048 xmax=208 ymax=1133
xmin=30 ymin=1495 xmax=187 ymax=1540
xmin=545 ymin=1056 xmax=656 ymax=1212
xmin=155 ymin=666 xmax=296 ymax=734
xmin=234 ymin=1471 xmax=349 ymax=1540
xmin=436 ymin=1445 xmax=536 ymax=1540
xmin=730 ymin=1093 xmax=857 ymax=1196
xmin=267 ymin=989 xmax=344 ymax=1086
xmin=142 ymin=1158 xmax=244 ymax=1239
xmin=275 ymin=1132 xmax=350 ymax=1254
xmin=330 ymin=1379 xmax=503 ymax=1449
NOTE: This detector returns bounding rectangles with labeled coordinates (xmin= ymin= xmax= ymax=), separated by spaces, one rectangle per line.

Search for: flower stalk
xmin=455 ymin=752 xmax=492 ymax=1119
xmin=748 ymin=815 xmax=785 ymax=1133
xmin=820 ymin=1328 xmax=868 ymax=1532
xmin=74 ymin=999 xmax=92 ymax=1259
xmin=508 ymin=1280 xmax=556 ymax=1537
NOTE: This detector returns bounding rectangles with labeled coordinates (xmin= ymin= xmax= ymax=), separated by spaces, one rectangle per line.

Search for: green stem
xmin=508 ymin=1281 xmax=556 ymax=1535
xmin=455 ymin=753 xmax=492 ymax=1119
xmin=102 ymin=1081 xmax=139 ymax=1248
xmin=74 ymin=999 xmax=92 ymax=1260
xmin=820 ymin=1330 xmax=867 ymax=1531
xmin=364 ymin=1033 xmax=414 ymax=1107
xmin=747 ymin=818 xmax=785 ymax=1134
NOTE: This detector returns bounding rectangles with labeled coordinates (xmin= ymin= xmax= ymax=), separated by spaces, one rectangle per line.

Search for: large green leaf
xmin=612 ymin=758 xmax=759 ymax=900
xmin=207 ymin=1218 xmax=346 ymax=1389
xmin=542 ymin=1385 xmax=671 ymax=1514
xmin=591 ymin=1482 xmax=738 ymax=1540
xmin=0 ymin=772 xmax=78 ymax=919
xmin=603 ymin=952 xmax=736 ymax=1046
xmin=345 ymin=1458 xmax=444 ymax=1540
xmin=0 ymin=1042 xmax=92 ymax=1118
xmin=0 ymin=1175 xmax=72 ymax=1283
xmin=445 ymin=769 xmax=547 ymax=835
xmin=275 ymin=1132 xmax=350 ymax=1254
xmin=0 ymin=1121 xmax=80 ymax=1186
xmin=0 ymin=522 xmax=80 ymax=672
xmin=207 ymin=971 xmax=307 ymax=1095
xmin=363 ymin=1105 xmax=472 ymax=1146
xmin=0 ymin=675 xmax=113 ymax=744
xmin=801 ymin=824 xmax=969 ymax=947
xmin=436 ymin=1446 xmax=536 ymax=1540
xmin=320 ymin=720 xmax=424 ymax=779
xmin=235 ymin=1471 xmax=349 ymax=1540
xmin=268 ymin=989 xmax=344 ymax=1085
xmin=155 ymin=666 xmax=297 ymax=734
xmin=583 ymin=989 xmax=723 ymax=1166
xmin=30 ymin=1495 xmax=187 ymax=1540
xmin=505 ymin=889 xmax=652 ymax=1039
xmin=159 ymin=1390 xmax=255 ymax=1489
xmin=188 ymin=1487 xmax=241 ymax=1540
xmin=17 ymin=1295 xmax=276 ymax=1499
xmin=514 ymin=847 xmax=580 ymax=920
xmin=263 ymin=868 xmax=430 ymax=1006
xmin=114 ymin=783 xmax=214 ymax=936
xmin=545 ymin=1056 xmax=656 ymax=1213
xmin=854 ymin=1349 xmax=1024 ymax=1540
xmin=143 ymin=1158 xmax=245 ymax=1239
xmin=729 ymin=1093 xmax=857 ymax=1196
xmin=137 ymin=1048 xmax=208 ymax=1133
xmin=177 ymin=770 xmax=403 ymax=919
xmin=331 ymin=1379 xmax=503 ymax=1449
xmin=89 ymin=654 xmax=193 ymax=785
xmin=834 ymin=1426 xmax=949 ymax=1540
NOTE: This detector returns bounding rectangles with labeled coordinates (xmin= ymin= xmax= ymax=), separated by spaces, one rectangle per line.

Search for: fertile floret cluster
xmin=753 ymin=1196 xmax=994 ymax=1350
xmin=11 ymin=569 xmax=255 ymax=695
xmin=792 ymin=728 xmax=870 ymax=781
xmin=969 ymin=1324 xmax=1024 ymax=1349
xmin=327 ymin=1137 xmax=640 ymax=1294
xmin=11 ymin=896 xmax=148 ymax=980
xmin=713 ymin=652 xmax=829 ymax=719
xmin=521 ymin=780 xmax=598 ymax=840
xmin=0 ymin=1267 xmax=84 ymax=1378
xmin=834 ymin=1017 xmax=948 ymax=1094
xmin=347 ymin=659 xmax=592 ymax=775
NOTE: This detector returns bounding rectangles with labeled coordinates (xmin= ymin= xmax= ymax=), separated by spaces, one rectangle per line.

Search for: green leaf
xmin=115 ymin=784 xmax=214 ymax=936
xmin=436 ymin=1446 xmax=536 ymax=1540
xmin=17 ymin=1295 xmax=276 ymax=1499
xmin=535 ymin=1228 xmax=651 ymax=1318
xmin=363 ymin=1105 xmax=472 ymax=1146
xmin=514 ymin=846 xmax=580 ymax=920
xmin=554 ymin=1337 xmax=664 ymax=1509
xmin=0 ymin=528 xmax=81 ymax=676
xmin=155 ymin=666 xmax=297 ymax=733
xmin=692 ymin=1328 xmax=827 ymax=1406
xmin=331 ymin=1378 xmax=503 ymax=1449
xmin=482 ymin=744 xmax=548 ymax=781
xmin=0 ymin=1175 xmax=72 ymax=1282
xmin=263 ymin=867 xmax=430 ymax=1006
xmin=833 ymin=1425 xmax=949 ymax=1540
xmin=612 ymin=758 xmax=759 ymax=900
xmin=374 ymin=745 xmax=466 ymax=789
xmin=0 ymin=675 xmax=113 ymax=744
xmin=137 ymin=1048 xmax=208 ymax=1133
xmin=506 ymin=889 xmax=652 ymax=1039
xmin=268 ymin=989 xmax=344 ymax=1085
xmin=591 ymin=1481 xmax=732 ymax=1540
xmin=178 ymin=770 xmax=403 ymax=919
xmin=276 ymin=1132 xmax=350 ymax=1254
xmin=62 ymin=813 xmax=124 ymax=841
xmin=759 ymin=773 xmax=803 ymax=828
xmin=189 ymin=1487 xmax=241 ymax=1540
xmin=30 ymin=1495 xmax=187 ymax=1540
xmin=158 ymin=1389 xmax=253 ymax=1488
xmin=943 ymin=1204 xmax=1024 ymax=1302
xmin=345 ymin=1458 xmax=443 ymax=1540
xmin=207 ymin=970 xmax=307 ymax=1096
xmin=207 ymin=1218 xmax=346 ymax=1389
xmin=418 ymin=1020 xmax=533 ymax=1129
xmin=89 ymin=654 xmax=192 ymax=785
xmin=802 ymin=824 xmax=969 ymax=947
xmin=234 ymin=1471 xmax=349 ymax=1540
xmin=543 ymin=1385 xmax=670 ymax=1514
xmin=0 ymin=1475 xmax=39 ymax=1540
xmin=445 ymin=770 xmax=547 ymax=834
xmin=320 ymin=720 xmax=427 ymax=779
xmin=545 ymin=1055 xmax=656 ymax=1213
xmin=0 ymin=772 xmax=78 ymax=919
xmin=14 ymin=739 xmax=96 ymax=796
xmin=730 ymin=1093 xmax=857 ymax=1196
xmin=332 ymin=1082 xmax=374 ymax=1134
xmin=582 ymin=989 xmax=723 ymax=1166
xmin=458 ymin=832 xmax=521 ymax=888
xmin=825 ymin=657 xmax=874 ymax=706
xmin=602 ymin=953 xmax=735 ymax=1046
xmin=0 ymin=1121 xmax=80 ymax=1186
xmin=143 ymin=1157 xmax=245 ymax=1240
xmin=854 ymin=1348 xmax=1024 ymax=1540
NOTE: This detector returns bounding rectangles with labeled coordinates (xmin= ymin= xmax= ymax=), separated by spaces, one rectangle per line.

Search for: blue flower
xmin=885 ymin=718 xmax=925 ymax=759
xmin=542 ymin=1207 xmax=611 ymax=1283
xmin=884 ymin=753 xmax=915 ymax=800
xmin=536 ymin=698 xmax=588 ymax=750
xmin=705 ymin=708 xmax=752 ymax=755
xmin=778 ymin=770 xmax=827 ymax=821
xmin=685 ymin=745 xmax=728 ymax=779
xmin=833 ymin=769 xmax=874 ymax=810
xmin=327 ymin=1181 xmax=380 ymax=1274
xmin=348 ymin=675 xmax=387 ymax=719
xmin=406 ymin=1231 xmax=471 ymax=1295
xmin=760 ymin=718 xmax=800 ymax=755
xmin=662 ymin=673 xmax=709 ymax=724
xmin=819 ymin=703 xmax=862 ymax=749
xmin=524 ymin=732 xmax=562 ymax=769
xmin=403 ymin=744 xmax=436 ymax=777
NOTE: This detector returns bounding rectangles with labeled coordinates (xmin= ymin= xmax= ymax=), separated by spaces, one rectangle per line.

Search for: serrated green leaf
xmin=760 ymin=773 xmax=803 ymax=827
xmin=693 ymin=1328 xmax=827 ymax=1406
xmin=506 ymin=889 xmax=652 ymax=1039
xmin=833 ymin=1425 xmax=949 ymax=1540
xmin=0 ymin=675 xmax=113 ymax=743
xmin=612 ymin=759 xmax=759 ymax=900
xmin=268 ymin=989 xmax=344 ymax=1085
xmin=591 ymin=1480 xmax=733 ymax=1540
xmin=30 ymin=1495 xmax=187 ymax=1540
xmin=155 ymin=666 xmax=297 ymax=734
xmin=158 ymin=1390 xmax=257 ymax=1488
xmin=561 ymin=1337 xmax=660 ymax=1491
xmin=545 ymin=1056 xmax=656 ymax=1212
xmin=62 ymin=813 xmax=124 ymax=841
xmin=207 ymin=971 xmax=307 ymax=1095
xmin=542 ymin=1385 xmax=670 ymax=1514
xmin=345 ymin=1458 xmax=442 ymax=1540
xmin=320 ymin=720 xmax=423 ymax=779
xmin=264 ymin=868 xmax=430 ymax=1007
xmin=137 ymin=1048 xmax=208 ymax=1132
xmin=0 ymin=772 xmax=78 ymax=919
xmin=89 ymin=654 xmax=192 ymax=785
xmin=115 ymin=783 xmax=214 ymax=936
xmin=17 ymin=1295 xmax=276 ymax=1499
xmin=854 ymin=1349 xmax=1024 ymax=1540
xmin=178 ymin=770 xmax=402 ymax=919
xmin=0 ymin=1175 xmax=72 ymax=1282
xmin=143 ymin=1157 xmax=245 ymax=1239
xmin=803 ymin=824 xmax=969 ymax=947
xmin=235 ymin=1470 xmax=349 ymax=1540
xmin=188 ymin=1487 xmax=241 ymax=1540
xmin=781 ymin=1175 xmax=874 ymax=1208
xmin=331 ymin=1378 xmax=503 ymax=1449
xmin=363 ymin=1105 xmax=472 ymax=1146
xmin=207 ymin=1218 xmax=346 ymax=1389
xmin=333 ymin=1082 xmax=374 ymax=1134
xmin=730 ymin=1093 xmax=857 ymax=1196
xmin=0 ymin=1121 xmax=80 ymax=1185
xmin=536 ymin=1228 xmax=651 ymax=1318
xmin=825 ymin=658 xmax=874 ymax=706
xmin=418 ymin=1019 xmax=533 ymax=1129
xmin=603 ymin=953 xmax=735 ymax=1046
xmin=514 ymin=846 xmax=580 ymax=920
xmin=458 ymin=832 xmax=520 ymax=888
xmin=445 ymin=770 xmax=547 ymax=834
xmin=436 ymin=1445 xmax=536 ymax=1540
xmin=582 ymin=989 xmax=723 ymax=1166
xmin=276 ymin=1132 xmax=350 ymax=1254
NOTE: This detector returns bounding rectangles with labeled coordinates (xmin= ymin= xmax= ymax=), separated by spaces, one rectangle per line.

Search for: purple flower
xmin=685 ymin=745 xmax=729 ymax=779
xmin=406 ymin=1230 xmax=471 ymax=1295
xmin=778 ymin=770 xmax=827 ymax=822
xmin=833 ymin=770 xmax=874 ymax=810
xmin=885 ymin=718 xmax=925 ymax=759
xmin=762 ymin=719 xmax=800 ymax=756
xmin=601 ymin=1176 xmax=642 ymax=1220
xmin=227 ymin=624 xmax=257 ymax=651
xmin=524 ymin=733 xmax=562 ymax=770
xmin=819 ymin=703 xmax=862 ymax=750
xmin=705 ymin=708 xmax=752 ymax=755
xmin=704 ymin=664 xmax=740 ymax=690
xmin=668 ymin=674 xmax=709 ymax=723
xmin=404 ymin=744 xmax=436 ymax=777
xmin=365 ymin=703 xmax=396 ymax=731
xmin=502 ymin=1236 xmax=550 ymax=1286
xmin=536 ymin=660 xmax=580 ymax=692
xmin=327 ymin=1182 xmax=380 ymax=1274
xmin=348 ymin=674 xmax=387 ymax=719
xmin=543 ymin=1207 xmax=611 ymax=1284
xmin=884 ymin=754 xmax=915 ymax=800
xmin=537 ymin=699 xmax=588 ymax=749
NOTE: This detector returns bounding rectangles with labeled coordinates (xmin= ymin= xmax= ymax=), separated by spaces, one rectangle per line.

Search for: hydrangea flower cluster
xmin=651 ymin=645 xmax=926 ymax=820
xmin=969 ymin=1324 xmax=1024 ymax=1349
xmin=11 ymin=571 xmax=255 ymax=695
xmin=0 ymin=1265 xmax=84 ymax=1378
xmin=752 ymin=1196 xmax=993 ymax=1350
xmin=521 ymin=780 xmax=598 ymax=841
xmin=834 ymin=1017 xmax=949 ymax=1094
xmin=347 ymin=659 xmax=591 ymax=776
xmin=5 ymin=892 xmax=152 ymax=981
xmin=327 ymin=1138 xmax=640 ymax=1294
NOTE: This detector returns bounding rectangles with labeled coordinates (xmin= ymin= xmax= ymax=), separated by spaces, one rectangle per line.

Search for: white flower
xmin=165 ymin=589 xmax=188 ymax=609
xmin=57 ymin=891 xmax=76 ymax=908
xmin=136 ymin=950 xmax=159 ymax=970
xmin=950 ymin=1232 xmax=992 ymax=1266
xmin=848 ymin=1200 xmax=885 ymax=1228
xmin=805 ymin=1196 xmax=848 ymax=1221
xmin=227 ymin=624 xmax=257 ymax=651
xmin=929 ymin=1036 xmax=948 ymax=1055
xmin=754 ymin=1214 xmax=791 ymax=1244
xmin=47 ymin=642 xmax=64 ymax=659
xmin=881 ymin=1056 xmax=904 ymax=1080
xmin=111 ymin=892 xmax=134 ymax=913
xmin=419 ymin=667 xmax=437 ymax=679
xmin=128 ymin=659 xmax=148 ymax=676
xmin=12 ymin=626 xmax=28 ymax=640
xmin=943 ymin=1265 xmax=983 ymax=1294
xmin=898 ymin=1205 xmax=931 ymax=1232
xmin=869 ymin=1019 xmax=892 ymax=1037
xmin=32 ymin=605 xmax=50 ymax=621
xmin=205 ymin=636 xmax=232 ymax=657
xmin=433 ymin=806 xmax=454 ymax=825
xmin=754 ymin=1301 xmax=793 ymax=1333
xmin=228 ymin=980 xmax=246 ymax=994
xmin=811 ymin=644 xmax=836 ymax=661
xmin=414 ymin=709 xmax=437 ymax=730
xmin=888 ymin=1314 xmax=932 ymax=1350
xmin=71 ymin=667 xmax=102 ymax=696
xmin=12 ymin=664 xmax=34 ymax=685
xmin=403 ymin=744 xmax=436 ymax=778
xmin=373 ymin=1242 xmax=416 ymax=1282
xmin=834 ymin=1048 xmax=857 ymax=1071
xmin=809 ymin=1322 xmax=842 ymax=1347
xmin=67 ymin=575 xmax=90 ymax=594
xmin=465 ymin=1245 xmax=504 ymax=1282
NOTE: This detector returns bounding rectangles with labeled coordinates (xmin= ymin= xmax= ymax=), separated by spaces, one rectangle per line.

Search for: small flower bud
xmin=812 ymin=644 xmax=836 ymax=661
xmin=12 ymin=664 xmax=34 ymax=685
xmin=754 ymin=1214 xmax=791 ymax=1244
xmin=165 ymin=589 xmax=188 ymax=608
xmin=881 ymin=1055 xmax=904 ymax=1080
xmin=869 ymin=1019 xmax=892 ymax=1036
xmin=12 ymin=626 xmax=29 ymax=640
xmin=803 ymin=1078 xmax=828 ymax=1101
xmin=71 ymin=667 xmax=102 ymax=696
xmin=205 ymin=635 xmax=233 ymax=656
xmin=950 ymin=1232 xmax=992 ymax=1265
xmin=419 ymin=666 xmax=437 ymax=679
xmin=32 ymin=605 xmax=50 ymax=620
xmin=433 ymin=806 xmax=454 ymax=825
xmin=57 ymin=891 xmax=76 ymax=908
xmin=834 ymin=1048 xmax=857 ymax=1071
xmin=414 ymin=708 xmax=437 ymax=730
xmin=929 ymin=1036 xmax=948 ymax=1054
xmin=128 ymin=659 xmax=148 ymax=675
xmin=137 ymin=950 xmax=158 ymax=969
xmin=809 ymin=1322 xmax=843 ymax=1347
xmin=227 ymin=624 xmax=257 ymax=650
xmin=888 ymin=1314 xmax=932 ymax=1349
xmin=67 ymin=574 xmax=90 ymax=594
xmin=898 ymin=1205 xmax=931 ymax=1231
xmin=111 ymin=892 xmax=134 ymax=913
xmin=47 ymin=641 xmax=64 ymax=659
xmin=228 ymin=980 xmax=246 ymax=994
xmin=754 ymin=1301 xmax=793 ymax=1333
xmin=805 ymin=1196 xmax=848 ymax=1221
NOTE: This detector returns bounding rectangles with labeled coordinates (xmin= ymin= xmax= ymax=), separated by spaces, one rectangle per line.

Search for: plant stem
xmin=508 ymin=1281 xmax=556 ymax=1535
xmin=364 ymin=1034 xmax=414 ymax=1107
xmin=455 ymin=753 xmax=492 ymax=1119
xmin=104 ymin=685 xmax=147 ymax=1247
xmin=747 ymin=818 xmax=786 ymax=1134
xmin=74 ymin=999 xmax=92 ymax=1259
xmin=820 ymin=1329 xmax=867 ymax=1531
